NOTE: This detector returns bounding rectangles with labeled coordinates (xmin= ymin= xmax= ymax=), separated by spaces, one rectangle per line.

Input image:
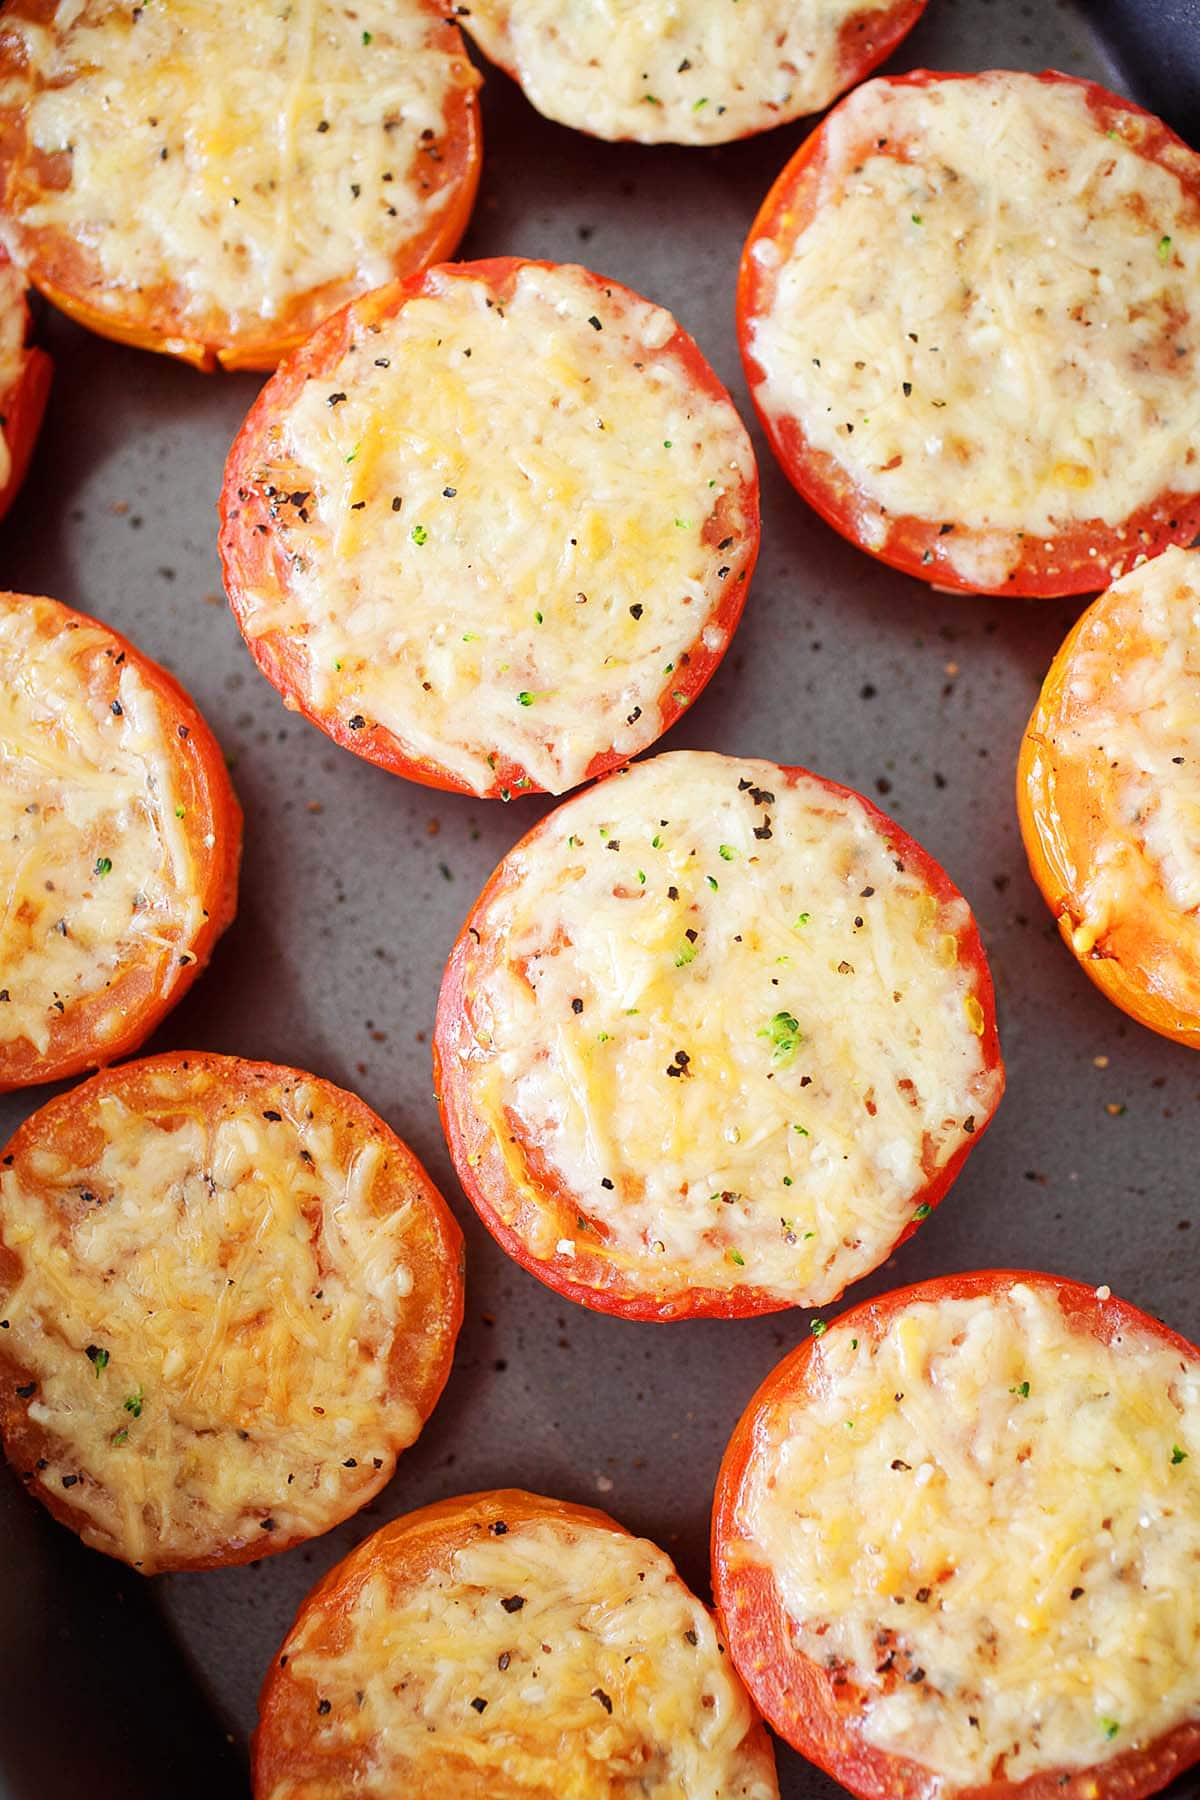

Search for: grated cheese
xmin=1047 ymin=546 xmax=1200 ymax=934
xmin=747 ymin=73 xmax=1200 ymax=589
xmin=460 ymin=0 xmax=913 ymax=145
xmin=739 ymin=1279 xmax=1200 ymax=1786
xmin=232 ymin=263 xmax=755 ymax=794
xmin=271 ymin=1509 xmax=778 ymax=1798
xmin=444 ymin=751 xmax=1000 ymax=1306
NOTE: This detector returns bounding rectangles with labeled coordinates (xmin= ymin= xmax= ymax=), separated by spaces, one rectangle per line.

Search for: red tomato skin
xmin=0 ymin=1051 xmax=465 ymax=1572
xmin=220 ymin=256 xmax=760 ymax=797
xmin=711 ymin=1268 xmax=1200 ymax=1800
xmin=433 ymin=759 xmax=1004 ymax=1321
xmin=0 ymin=261 xmax=51 ymax=521
xmin=0 ymin=598 xmax=242 ymax=1091
xmin=737 ymin=70 xmax=1200 ymax=599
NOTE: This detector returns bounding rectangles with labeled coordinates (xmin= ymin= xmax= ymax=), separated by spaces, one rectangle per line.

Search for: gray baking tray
xmin=0 ymin=2 xmax=1197 ymax=1794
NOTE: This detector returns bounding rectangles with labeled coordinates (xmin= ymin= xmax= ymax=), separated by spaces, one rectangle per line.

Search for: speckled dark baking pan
xmin=0 ymin=2 xmax=1197 ymax=1795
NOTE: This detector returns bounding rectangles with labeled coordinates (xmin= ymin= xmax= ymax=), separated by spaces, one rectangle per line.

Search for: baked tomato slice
xmin=0 ymin=0 xmax=482 ymax=370
xmin=0 ymin=591 xmax=241 ymax=1090
xmin=458 ymin=0 xmax=927 ymax=146
xmin=220 ymin=258 xmax=759 ymax=798
xmin=1019 ymin=547 xmax=1200 ymax=1048
xmin=712 ymin=1269 xmax=1200 ymax=1800
xmin=0 ymin=1052 xmax=465 ymax=1572
xmin=738 ymin=69 xmax=1200 ymax=597
xmin=253 ymin=1487 xmax=779 ymax=1800
xmin=434 ymin=750 xmax=1003 ymax=1321
xmin=0 ymin=244 xmax=50 ymax=521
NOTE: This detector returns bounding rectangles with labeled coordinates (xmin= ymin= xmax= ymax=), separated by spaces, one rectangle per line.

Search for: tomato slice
xmin=458 ymin=0 xmax=927 ymax=145
xmin=253 ymin=1487 xmax=779 ymax=1799
xmin=0 ymin=592 xmax=242 ymax=1090
xmin=738 ymin=70 xmax=1200 ymax=597
xmin=0 ymin=1052 xmax=465 ymax=1572
xmin=713 ymin=1269 xmax=1200 ymax=1800
xmin=220 ymin=258 xmax=759 ymax=798
xmin=434 ymin=750 xmax=1003 ymax=1321
xmin=0 ymin=245 xmax=50 ymax=522
xmin=1019 ymin=546 xmax=1200 ymax=1047
xmin=0 ymin=0 xmax=482 ymax=370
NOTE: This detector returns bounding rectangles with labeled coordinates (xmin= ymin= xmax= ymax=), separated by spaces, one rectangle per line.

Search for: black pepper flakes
xmin=500 ymin=1594 xmax=526 ymax=1613
xmin=470 ymin=1697 xmax=488 ymax=1714
xmin=316 ymin=1698 xmax=332 ymax=1715
xmin=592 ymin=1688 xmax=613 ymax=1714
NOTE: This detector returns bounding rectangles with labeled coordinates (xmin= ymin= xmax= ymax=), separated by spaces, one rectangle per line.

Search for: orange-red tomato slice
xmin=220 ymin=258 xmax=759 ymax=798
xmin=434 ymin=750 xmax=1003 ymax=1320
xmin=254 ymin=1487 xmax=779 ymax=1799
xmin=738 ymin=70 xmax=1200 ymax=596
xmin=1019 ymin=545 xmax=1200 ymax=1047
xmin=713 ymin=1269 xmax=1200 ymax=1800
xmin=0 ymin=1052 xmax=464 ymax=1571
xmin=0 ymin=0 xmax=482 ymax=369
xmin=0 ymin=591 xmax=241 ymax=1090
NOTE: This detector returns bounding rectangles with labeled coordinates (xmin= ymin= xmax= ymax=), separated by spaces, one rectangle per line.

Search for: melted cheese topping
xmin=0 ymin=600 xmax=202 ymax=1057
xmin=740 ymin=1281 xmax=1200 ymax=1787
xmin=748 ymin=73 xmax=1200 ymax=590
xmin=1052 ymin=547 xmax=1200 ymax=942
xmin=451 ymin=752 xmax=999 ymax=1305
xmin=2 ymin=0 xmax=478 ymax=335
xmin=460 ymin=0 xmax=908 ymax=145
xmin=0 ymin=257 xmax=28 ymax=490
xmin=276 ymin=1515 xmax=777 ymax=1799
xmin=235 ymin=264 xmax=755 ymax=795
xmin=0 ymin=1067 xmax=449 ymax=1569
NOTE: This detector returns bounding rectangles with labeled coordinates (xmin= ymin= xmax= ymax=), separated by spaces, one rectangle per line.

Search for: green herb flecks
xmin=760 ymin=1010 xmax=801 ymax=1066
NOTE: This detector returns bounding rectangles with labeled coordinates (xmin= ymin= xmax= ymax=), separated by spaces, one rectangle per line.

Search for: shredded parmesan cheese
xmin=271 ymin=1510 xmax=778 ymax=1798
xmin=1053 ymin=547 xmax=1200 ymax=934
xmin=460 ymin=0 xmax=913 ymax=145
